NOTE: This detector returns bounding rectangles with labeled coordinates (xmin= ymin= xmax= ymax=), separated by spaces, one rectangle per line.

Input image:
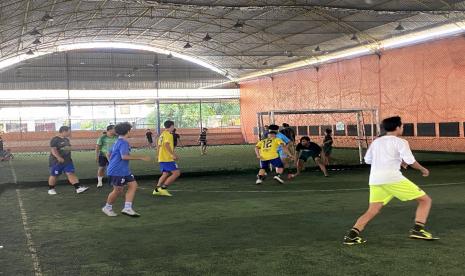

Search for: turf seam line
xmin=142 ymin=181 xmax=465 ymax=193
xmin=10 ymin=161 xmax=43 ymax=276
xmin=8 ymin=159 xmax=18 ymax=184
xmin=16 ymin=189 xmax=43 ymax=276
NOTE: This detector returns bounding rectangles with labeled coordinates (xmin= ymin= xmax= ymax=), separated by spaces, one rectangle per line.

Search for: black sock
xmin=413 ymin=222 xmax=425 ymax=231
xmin=347 ymin=228 xmax=361 ymax=239
xmin=48 ymin=186 xmax=55 ymax=190
xmin=72 ymin=183 xmax=80 ymax=190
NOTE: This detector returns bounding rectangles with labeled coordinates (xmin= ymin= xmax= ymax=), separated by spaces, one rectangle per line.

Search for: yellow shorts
xmin=369 ymin=179 xmax=426 ymax=205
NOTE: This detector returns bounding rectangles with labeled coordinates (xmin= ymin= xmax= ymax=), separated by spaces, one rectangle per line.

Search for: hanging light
xmin=314 ymin=45 xmax=321 ymax=52
xmin=351 ymin=34 xmax=358 ymax=41
xmin=183 ymin=42 xmax=192 ymax=49
xmin=26 ymin=49 xmax=34 ymax=55
xmin=395 ymin=23 xmax=405 ymax=31
xmin=167 ymin=52 xmax=173 ymax=58
xmin=262 ymin=60 xmax=268 ymax=66
xmin=287 ymin=51 xmax=294 ymax=58
xmin=32 ymin=38 xmax=41 ymax=45
xmin=203 ymin=33 xmax=212 ymax=41
xmin=233 ymin=20 xmax=244 ymax=28
xmin=42 ymin=13 xmax=54 ymax=22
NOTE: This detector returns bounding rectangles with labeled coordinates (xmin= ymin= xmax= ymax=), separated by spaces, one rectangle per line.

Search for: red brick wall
xmin=240 ymin=36 xmax=465 ymax=152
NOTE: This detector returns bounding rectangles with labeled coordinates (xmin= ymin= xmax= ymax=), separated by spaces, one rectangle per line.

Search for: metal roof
xmin=1 ymin=0 xmax=464 ymax=79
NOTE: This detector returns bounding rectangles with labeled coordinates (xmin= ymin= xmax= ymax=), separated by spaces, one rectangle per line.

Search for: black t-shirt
xmin=280 ymin=127 xmax=296 ymax=142
xmin=199 ymin=132 xmax=207 ymax=142
xmin=296 ymin=142 xmax=321 ymax=154
xmin=173 ymin=133 xmax=180 ymax=147
xmin=323 ymin=135 xmax=333 ymax=149
xmin=146 ymin=131 xmax=153 ymax=142
xmin=49 ymin=136 xmax=73 ymax=166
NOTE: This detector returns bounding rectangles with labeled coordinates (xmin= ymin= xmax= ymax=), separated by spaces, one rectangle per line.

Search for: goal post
xmin=256 ymin=108 xmax=380 ymax=164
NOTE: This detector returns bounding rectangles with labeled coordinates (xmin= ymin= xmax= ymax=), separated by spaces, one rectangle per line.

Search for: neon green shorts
xmin=369 ymin=179 xmax=426 ymax=205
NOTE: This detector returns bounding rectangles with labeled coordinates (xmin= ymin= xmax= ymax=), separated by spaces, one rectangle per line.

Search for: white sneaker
xmin=48 ymin=189 xmax=57 ymax=195
xmin=255 ymin=178 xmax=263 ymax=185
xmin=76 ymin=186 xmax=89 ymax=194
xmin=97 ymin=182 xmax=103 ymax=188
xmin=121 ymin=208 xmax=140 ymax=217
xmin=273 ymin=175 xmax=284 ymax=184
xmin=102 ymin=207 xmax=117 ymax=217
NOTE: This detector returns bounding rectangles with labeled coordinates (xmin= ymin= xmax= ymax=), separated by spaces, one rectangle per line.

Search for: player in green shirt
xmin=96 ymin=125 xmax=117 ymax=187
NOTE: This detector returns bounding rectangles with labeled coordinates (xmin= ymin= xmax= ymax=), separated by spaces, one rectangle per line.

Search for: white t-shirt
xmin=364 ymin=135 xmax=416 ymax=185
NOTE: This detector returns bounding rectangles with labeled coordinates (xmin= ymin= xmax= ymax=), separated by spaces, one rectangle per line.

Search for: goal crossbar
xmin=256 ymin=108 xmax=380 ymax=164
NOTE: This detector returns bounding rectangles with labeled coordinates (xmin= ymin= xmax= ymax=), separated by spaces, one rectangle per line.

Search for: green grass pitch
xmin=1 ymin=162 xmax=465 ymax=275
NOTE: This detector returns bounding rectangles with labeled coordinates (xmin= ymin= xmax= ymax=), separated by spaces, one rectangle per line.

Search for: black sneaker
xmin=343 ymin=235 xmax=366 ymax=245
xmin=273 ymin=175 xmax=284 ymax=184
xmin=409 ymin=229 xmax=439 ymax=240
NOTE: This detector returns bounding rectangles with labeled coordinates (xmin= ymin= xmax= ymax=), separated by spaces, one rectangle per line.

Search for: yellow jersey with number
xmin=256 ymin=137 xmax=284 ymax=161
xmin=158 ymin=130 xmax=174 ymax=162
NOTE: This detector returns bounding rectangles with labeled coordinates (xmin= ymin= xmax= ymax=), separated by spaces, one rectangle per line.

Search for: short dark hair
xmin=382 ymin=116 xmax=402 ymax=132
xmin=300 ymin=136 xmax=310 ymax=142
xmin=325 ymin=128 xmax=332 ymax=134
xmin=115 ymin=122 xmax=132 ymax=136
xmin=202 ymin=128 xmax=208 ymax=131
xmin=164 ymin=120 xmax=174 ymax=128
xmin=59 ymin=126 xmax=70 ymax=133
xmin=282 ymin=123 xmax=290 ymax=128
xmin=106 ymin=125 xmax=115 ymax=131
xmin=268 ymin=124 xmax=279 ymax=131
xmin=268 ymin=130 xmax=277 ymax=135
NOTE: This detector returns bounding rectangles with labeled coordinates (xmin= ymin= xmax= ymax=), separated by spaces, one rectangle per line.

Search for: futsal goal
xmin=256 ymin=108 xmax=380 ymax=164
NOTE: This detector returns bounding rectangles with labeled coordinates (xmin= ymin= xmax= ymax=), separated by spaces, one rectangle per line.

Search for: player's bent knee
xmin=417 ymin=194 xmax=432 ymax=204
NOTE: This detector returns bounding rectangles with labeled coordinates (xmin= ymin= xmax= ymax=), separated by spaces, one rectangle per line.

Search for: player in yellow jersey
xmin=153 ymin=120 xmax=180 ymax=197
xmin=255 ymin=131 xmax=293 ymax=185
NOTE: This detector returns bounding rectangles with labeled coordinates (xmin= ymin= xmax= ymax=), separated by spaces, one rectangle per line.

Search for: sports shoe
xmin=102 ymin=207 xmax=117 ymax=217
xmin=121 ymin=208 xmax=140 ymax=217
xmin=409 ymin=229 xmax=439 ymax=240
xmin=48 ymin=189 xmax=57 ymax=195
xmin=256 ymin=178 xmax=263 ymax=185
xmin=153 ymin=188 xmax=172 ymax=197
xmin=76 ymin=186 xmax=89 ymax=194
xmin=273 ymin=175 xmax=284 ymax=184
xmin=343 ymin=235 xmax=366 ymax=245
xmin=97 ymin=182 xmax=103 ymax=188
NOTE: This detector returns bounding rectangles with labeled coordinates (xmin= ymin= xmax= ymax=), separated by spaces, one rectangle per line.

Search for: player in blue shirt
xmin=268 ymin=124 xmax=291 ymax=166
xmin=102 ymin=122 xmax=151 ymax=217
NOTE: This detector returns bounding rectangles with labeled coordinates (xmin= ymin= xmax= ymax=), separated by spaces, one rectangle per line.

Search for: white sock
xmin=98 ymin=176 xmax=103 ymax=184
xmin=105 ymin=203 xmax=112 ymax=210
xmin=124 ymin=202 xmax=132 ymax=209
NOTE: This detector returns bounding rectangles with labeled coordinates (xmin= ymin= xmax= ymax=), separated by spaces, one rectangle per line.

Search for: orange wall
xmin=240 ymin=37 xmax=465 ymax=152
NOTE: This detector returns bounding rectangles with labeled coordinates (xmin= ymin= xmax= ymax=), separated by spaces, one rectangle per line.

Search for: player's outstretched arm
xmin=122 ymin=154 xmax=151 ymax=162
xmin=408 ymin=162 xmax=429 ymax=177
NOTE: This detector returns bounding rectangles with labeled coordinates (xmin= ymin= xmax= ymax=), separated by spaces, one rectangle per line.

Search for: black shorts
xmin=98 ymin=154 xmax=109 ymax=167
xmin=108 ymin=175 xmax=135 ymax=187
xmin=200 ymin=141 xmax=207 ymax=146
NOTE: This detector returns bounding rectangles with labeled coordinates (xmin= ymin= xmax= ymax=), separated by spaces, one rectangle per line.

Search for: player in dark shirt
xmin=323 ymin=128 xmax=334 ymax=165
xmin=47 ymin=126 xmax=89 ymax=195
xmin=289 ymin=136 xmax=328 ymax=179
xmin=199 ymin=128 xmax=208 ymax=155
xmin=145 ymin=129 xmax=153 ymax=147
xmin=172 ymin=128 xmax=182 ymax=147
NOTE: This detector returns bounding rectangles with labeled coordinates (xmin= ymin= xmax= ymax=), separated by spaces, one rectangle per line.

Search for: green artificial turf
xmin=1 ymin=164 xmax=465 ymax=275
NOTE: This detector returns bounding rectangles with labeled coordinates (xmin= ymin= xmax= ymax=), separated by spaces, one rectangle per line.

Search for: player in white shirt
xmin=343 ymin=116 xmax=439 ymax=245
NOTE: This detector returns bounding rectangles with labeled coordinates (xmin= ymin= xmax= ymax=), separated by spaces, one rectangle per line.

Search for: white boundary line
xmin=9 ymin=161 xmax=43 ymax=276
xmin=141 ymin=181 xmax=465 ymax=194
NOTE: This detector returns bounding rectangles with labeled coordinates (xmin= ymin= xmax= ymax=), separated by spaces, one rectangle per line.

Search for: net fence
xmin=1 ymin=101 xmax=465 ymax=185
